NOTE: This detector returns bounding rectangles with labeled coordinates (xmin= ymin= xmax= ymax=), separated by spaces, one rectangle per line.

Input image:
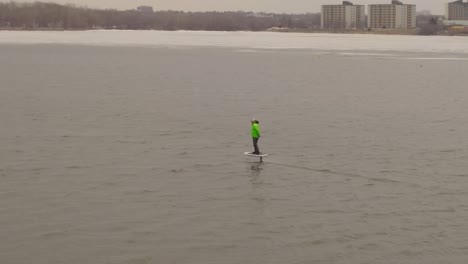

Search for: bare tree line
xmin=416 ymin=10 xmax=445 ymax=35
xmin=0 ymin=2 xmax=321 ymax=30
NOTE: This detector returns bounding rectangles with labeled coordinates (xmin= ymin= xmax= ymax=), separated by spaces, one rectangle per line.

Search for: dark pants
xmin=253 ymin=137 xmax=260 ymax=154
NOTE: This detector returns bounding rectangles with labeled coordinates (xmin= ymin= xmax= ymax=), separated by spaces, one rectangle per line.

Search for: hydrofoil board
xmin=244 ymin=152 xmax=268 ymax=158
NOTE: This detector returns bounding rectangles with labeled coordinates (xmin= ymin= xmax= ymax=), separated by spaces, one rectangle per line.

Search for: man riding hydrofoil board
xmin=250 ymin=119 xmax=261 ymax=155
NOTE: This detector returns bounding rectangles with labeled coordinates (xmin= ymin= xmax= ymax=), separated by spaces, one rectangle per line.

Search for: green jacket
xmin=251 ymin=123 xmax=260 ymax=138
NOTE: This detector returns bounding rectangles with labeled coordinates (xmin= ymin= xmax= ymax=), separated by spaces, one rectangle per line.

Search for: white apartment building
xmin=321 ymin=1 xmax=366 ymax=29
xmin=368 ymin=0 xmax=416 ymax=29
xmin=446 ymin=0 xmax=468 ymax=20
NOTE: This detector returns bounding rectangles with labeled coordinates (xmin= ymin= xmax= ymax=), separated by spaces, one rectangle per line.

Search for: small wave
xmin=439 ymin=149 xmax=457 ymax=153
xmin=235 ymin=49 xmax=258 ymax=53
xmin=338 ymin=52 xmax=397 ymax=57
xmin=65 ymin=165 xmax=91 ymax=169
xmin=399 ymin=57 xmax=468 ymax=61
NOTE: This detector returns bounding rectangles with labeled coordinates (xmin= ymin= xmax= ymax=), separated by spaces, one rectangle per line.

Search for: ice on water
xmin=1 ymin=30 xmax=468 ymax=54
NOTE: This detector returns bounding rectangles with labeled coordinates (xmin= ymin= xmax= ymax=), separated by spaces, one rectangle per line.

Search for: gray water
xmin=1 ymin=41 xmax=468 ymax=264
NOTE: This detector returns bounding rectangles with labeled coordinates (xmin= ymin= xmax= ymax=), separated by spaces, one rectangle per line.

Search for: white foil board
xmin=244 ymin=152 xmax=269 ymax=157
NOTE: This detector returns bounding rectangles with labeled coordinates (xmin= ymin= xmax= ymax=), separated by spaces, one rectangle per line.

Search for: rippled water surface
xmin=1 ymin=32 xmax=468 ymax=264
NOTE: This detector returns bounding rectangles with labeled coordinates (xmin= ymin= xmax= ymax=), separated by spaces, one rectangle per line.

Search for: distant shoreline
xmin=1 ymin=27 xmax=464 ymax=36
xmin=2 ymin=1 xmax=458 ymax=36
xmin=267 ymin=28 xmax=419 ymax=35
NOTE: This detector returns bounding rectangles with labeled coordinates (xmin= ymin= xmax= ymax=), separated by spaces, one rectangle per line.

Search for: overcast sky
xmin=11 ymin=0 xmax=447 ymax=14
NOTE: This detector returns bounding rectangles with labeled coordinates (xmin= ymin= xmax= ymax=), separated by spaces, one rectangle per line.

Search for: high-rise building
xmin=368 ymin=1 xmax=416 ymax=29
xmin=321 ymin=1 xmax=366 ymax=29
xmin=137 ymin=6 xmax=154 ymax=13
xmin=446 ymin=0 xmax=468 ymax=20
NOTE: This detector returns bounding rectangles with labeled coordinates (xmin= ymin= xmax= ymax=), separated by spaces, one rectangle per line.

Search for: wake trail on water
xmin=265 ymin=161 xmax=435 ymax=190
